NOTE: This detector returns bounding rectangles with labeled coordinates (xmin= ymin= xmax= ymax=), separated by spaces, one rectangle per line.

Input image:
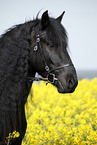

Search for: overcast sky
xmin=0 ymin=0 xmax=97 ymax=70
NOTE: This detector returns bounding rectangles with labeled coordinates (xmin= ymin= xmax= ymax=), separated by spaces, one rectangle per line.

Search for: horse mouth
xmin=57 ymin=86 xmax=76 ymax=94
xmin=54 ymin=79 xmax=78 ymax=94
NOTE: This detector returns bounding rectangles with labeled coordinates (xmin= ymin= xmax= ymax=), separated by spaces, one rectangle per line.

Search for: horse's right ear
xmin=41 ymin=10 xmax=49 ymax=30
xmin=56 ymin=11 xmax=65 ymax=23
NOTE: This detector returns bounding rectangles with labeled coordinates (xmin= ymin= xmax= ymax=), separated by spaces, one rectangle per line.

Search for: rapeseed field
xmin=20 ymin=78 xmax=97 ymax=145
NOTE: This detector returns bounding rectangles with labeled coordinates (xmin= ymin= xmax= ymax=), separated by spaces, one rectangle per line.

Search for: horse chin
xmin=57 ymin=86 xmax=76 ymax=94
xmin=57 ymin=88 xmax=67 ymax=94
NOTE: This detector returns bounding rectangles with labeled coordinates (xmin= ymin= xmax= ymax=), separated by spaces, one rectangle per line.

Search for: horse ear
xmin=56 ymin=11 xmax=65 ymax=23
xmin=41 ymin=10 xmax=49 ymax=30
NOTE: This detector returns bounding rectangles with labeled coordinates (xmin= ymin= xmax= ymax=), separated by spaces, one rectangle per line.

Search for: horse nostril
xmin=66 ymin=74 xmax=78 ymax=93
xmin=67 ymin=77 xmax=74 ymax=89
xmin=66 ymin=75 xmax=76 ymax=89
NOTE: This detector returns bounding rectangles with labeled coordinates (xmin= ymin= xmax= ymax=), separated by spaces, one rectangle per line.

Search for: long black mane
xmin=0 ymin=19 xmax=38 ymax=145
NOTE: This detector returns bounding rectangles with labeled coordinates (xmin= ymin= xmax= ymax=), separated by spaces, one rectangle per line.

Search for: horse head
xmin=30 ymin=10 xmax=78 ymax=93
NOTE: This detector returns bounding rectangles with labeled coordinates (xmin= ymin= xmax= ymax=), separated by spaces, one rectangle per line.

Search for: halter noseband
xmin=31 ymin=24 xmax=72 ymax=84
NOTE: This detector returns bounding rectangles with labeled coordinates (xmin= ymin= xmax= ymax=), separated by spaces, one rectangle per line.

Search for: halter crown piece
xmin=31 ymin=24 xmax=72 ymax=86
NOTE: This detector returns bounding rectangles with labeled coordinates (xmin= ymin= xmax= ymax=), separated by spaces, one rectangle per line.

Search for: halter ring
xmin=47 ymin=73 xmax=58 ymax=83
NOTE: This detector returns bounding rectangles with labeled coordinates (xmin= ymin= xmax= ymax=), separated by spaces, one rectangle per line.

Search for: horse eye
xmin=50 ymin=44 xmax=54 ymax=47
xmin=45 ymin=40 xmax=54 ymax=47
xmin=49 ymin=41 xmax=54 ymax=47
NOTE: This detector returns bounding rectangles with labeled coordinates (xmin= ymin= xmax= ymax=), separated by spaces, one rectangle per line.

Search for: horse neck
xmin=0 ymin=23 xmax=36 ymax=106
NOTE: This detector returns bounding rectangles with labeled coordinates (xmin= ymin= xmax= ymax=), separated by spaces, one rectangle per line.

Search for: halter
xmin=31 ymin=24 xmax=72 ymax=85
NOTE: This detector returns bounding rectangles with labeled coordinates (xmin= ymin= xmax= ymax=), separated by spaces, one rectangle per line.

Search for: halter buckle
xmin=36 ymin=38 xmax=40 ymax=43
xmin=34 ymin=46 xmax=38 ymax=51
xmin=45 ymin=66 xmax=49 ymax=71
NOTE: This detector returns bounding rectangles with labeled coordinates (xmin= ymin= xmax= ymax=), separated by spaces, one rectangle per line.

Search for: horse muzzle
xmin=55 ymin=70 xmax=78 ymax=94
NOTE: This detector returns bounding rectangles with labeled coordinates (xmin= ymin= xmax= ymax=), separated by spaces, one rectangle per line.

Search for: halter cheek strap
xmin=31 ymin=24 xmax=72 ymax=85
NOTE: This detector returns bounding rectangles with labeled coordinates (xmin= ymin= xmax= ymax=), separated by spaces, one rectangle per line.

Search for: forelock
xmin=46 ymin=18 xmax=68 ymax=48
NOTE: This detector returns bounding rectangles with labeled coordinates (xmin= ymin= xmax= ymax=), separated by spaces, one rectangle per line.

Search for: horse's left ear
xmin=56 ymin=11 xmax=65 ymax=23
xmin=41 ymin=10 xmax=49 ymax=30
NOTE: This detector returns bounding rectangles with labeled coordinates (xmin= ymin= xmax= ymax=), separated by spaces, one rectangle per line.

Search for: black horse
xmin=0 ymin=10 xmax=78 ymax=145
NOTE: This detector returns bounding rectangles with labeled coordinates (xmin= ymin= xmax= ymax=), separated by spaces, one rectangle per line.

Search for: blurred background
xmin=0 ymin=0 xmax=97 ymax=79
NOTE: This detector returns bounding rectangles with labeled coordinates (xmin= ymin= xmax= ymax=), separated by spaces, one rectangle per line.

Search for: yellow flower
xmin=6 ymin=131 xmax=20 ymax=145
xmin=22 ymin=78 xmax=97 ymax=145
